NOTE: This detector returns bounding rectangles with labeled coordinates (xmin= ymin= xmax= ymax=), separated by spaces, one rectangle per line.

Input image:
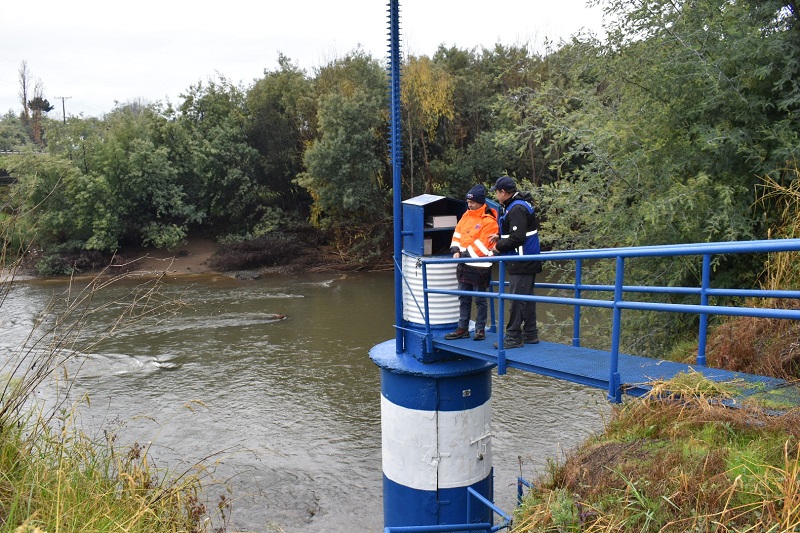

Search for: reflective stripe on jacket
xmin=496 ymin=193 xmax=541 ymax=275
xmin=449 ymin=204 xmax=498 ymax=268
xmin=497 ymin=198 xmax=540 ymax=257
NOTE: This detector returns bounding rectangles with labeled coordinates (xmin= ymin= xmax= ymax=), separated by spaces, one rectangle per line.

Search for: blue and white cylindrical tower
xmin=370 ymin=341 xmax=495 ymax=527
xmin=378 ymin=0 xmax=496 ymax=527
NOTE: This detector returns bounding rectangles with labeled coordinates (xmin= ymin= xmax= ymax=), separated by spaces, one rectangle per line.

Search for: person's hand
xmin=453 ymin=252 xmax=461 ymax=258
xmin=489 ymin=234 xmax=499 ymax=244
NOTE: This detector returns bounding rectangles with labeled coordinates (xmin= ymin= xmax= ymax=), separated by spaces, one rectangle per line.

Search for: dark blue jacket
xmin=496 ymin=191 xmax=541 ymax=275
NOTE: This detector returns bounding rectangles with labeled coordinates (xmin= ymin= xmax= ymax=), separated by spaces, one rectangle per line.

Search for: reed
xmin=1 ymin=203 xmax=218 ymax=531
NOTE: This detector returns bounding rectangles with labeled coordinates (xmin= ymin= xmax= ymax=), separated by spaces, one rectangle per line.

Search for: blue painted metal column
xmin=388 ymin=0 xmax=404 ymax=354
xmin=697 ymin=253 xmax=711 ymax=366
xmin=608 ymin=256 xmax=624 ymax=403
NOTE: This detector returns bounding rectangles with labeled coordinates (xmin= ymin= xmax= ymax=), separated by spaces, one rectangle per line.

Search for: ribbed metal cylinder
xmin=402 ymin=254 xmax=459 ymax=325
xmin=371 ymin=340 xmax=495 ymax=528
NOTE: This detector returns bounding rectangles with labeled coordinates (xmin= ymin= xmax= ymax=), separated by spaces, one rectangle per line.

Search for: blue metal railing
xmin=517 ymin=477 xmax=535 ymax=506
xmin=383 ymin=487 xmax=513 ymax=533
xmin=414 ymin=238 xmax=800 ymax=398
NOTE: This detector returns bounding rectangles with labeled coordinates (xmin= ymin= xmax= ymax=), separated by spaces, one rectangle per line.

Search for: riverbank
xmin=118 ymin=237 xmax=220 ymax=276
xmin=12 ymin=236 xmax=392 ymax=281
xmin=512 ymin=373 xmax=800 ymax=532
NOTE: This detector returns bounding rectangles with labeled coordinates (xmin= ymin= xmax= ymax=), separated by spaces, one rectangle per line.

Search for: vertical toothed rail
xmin=388 ymin=0 xmax=404 ymax=354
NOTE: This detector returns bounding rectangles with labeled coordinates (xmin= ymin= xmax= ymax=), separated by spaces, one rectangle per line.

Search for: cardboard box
xmin=425 ymin=215 xmax=457 ymax=228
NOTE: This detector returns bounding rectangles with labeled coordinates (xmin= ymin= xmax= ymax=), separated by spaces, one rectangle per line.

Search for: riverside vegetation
xmin=2 ymin=0 xmax=799 ymax=530
xmin=510 ymin=173 xmax=800 ymax=532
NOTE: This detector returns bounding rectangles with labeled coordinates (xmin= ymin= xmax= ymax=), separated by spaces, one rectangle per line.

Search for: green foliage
xmin=140 ymin=222 xmax=187 ymax=249
xmin=178 ymin=77 xmax=260 ymax=232
xmin=0 ymin=111 xmax=32 ymax=151
xmin=5 ymin=8 xmax=799 ymax=283
xmin=246 ymin=54 xmax=316 ymax=212
xmin=299 ymin=88 xmax=388 ymax=229
xmin=532 ymin=0 xmax=800 ymax=251
xmin=298 ymin=52 xmax=389 ymax=235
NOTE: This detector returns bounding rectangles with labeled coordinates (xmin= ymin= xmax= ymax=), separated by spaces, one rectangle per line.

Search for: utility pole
xmin=53 ymin=96 xmax=71 ymax=124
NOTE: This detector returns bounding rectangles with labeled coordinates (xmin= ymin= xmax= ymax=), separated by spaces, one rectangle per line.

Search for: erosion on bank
xmin=19 ymin=232 xmax=393 ymax=279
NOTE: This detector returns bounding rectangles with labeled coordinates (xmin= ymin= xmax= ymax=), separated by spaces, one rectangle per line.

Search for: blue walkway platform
xmin=432 ymin=331 xmax=793 ymax=403
xmin=409 ymin=239 xmax=800 ymax=405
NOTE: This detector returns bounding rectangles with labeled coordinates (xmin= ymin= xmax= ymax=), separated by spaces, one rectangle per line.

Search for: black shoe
xmin=473 ymin=330 xmax=485 ymax=341
xmin=493 ymin=337 xmax=523 ymax=349
xmin=524 ymin=336 xmax=540 ymax=344
xmin=445 ymin=328 xmax=470 ymax=340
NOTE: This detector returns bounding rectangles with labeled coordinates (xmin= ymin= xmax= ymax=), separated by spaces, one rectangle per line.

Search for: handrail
xmin=384 ymin=525 xmax=493 ymax=533
xmin=383 ymin=486 xmax=513 ymax=533
xmin=417 ymin=238 xmax=800 ymax=401
xmin=517 ymin=476 xmax=536 ymax=506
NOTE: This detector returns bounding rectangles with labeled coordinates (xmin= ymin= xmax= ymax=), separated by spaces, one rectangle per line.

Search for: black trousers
xmin=505 ymin=272 xmax=537 ymax=341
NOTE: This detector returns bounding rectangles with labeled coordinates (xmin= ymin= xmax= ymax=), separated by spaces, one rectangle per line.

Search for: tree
xmin=401 ymin=55 xmax=454 ymax=195
xmin=18 ymin=61 xmax=30 ymax=122
xmin=0 ymin=110 xmax=32 ymax=151
xmin=28 ymin=78 xmax=53 ymax=145
xmin=509 ymin=0 xmax=799 ymax=252
xmin=177 ymin=77 xmax=260 ymax=235
xmin=297 ymin=51 xmax=390 ymax=258
xmin=298 ymin=90 xmax=388 ymax=226
xmin=246 ymin=54 xmax=316 ymax=216
xmin=73 ymin=102 xmax=201 ymax=251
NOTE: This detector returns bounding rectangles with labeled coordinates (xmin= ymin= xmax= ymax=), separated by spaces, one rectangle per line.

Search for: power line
xmin=53 ymin=96 xmax=72 ymax=124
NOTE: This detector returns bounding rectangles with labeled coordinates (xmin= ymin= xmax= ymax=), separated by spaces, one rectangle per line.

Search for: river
xmin=0 ymin=270 xmax=609 ymax=532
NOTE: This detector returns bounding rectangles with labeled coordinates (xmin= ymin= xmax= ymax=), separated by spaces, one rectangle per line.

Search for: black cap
xmin=466 ymin=184 xmax=486 ymax=204
xmin=489 ymin=176 xmax=517 ymax=192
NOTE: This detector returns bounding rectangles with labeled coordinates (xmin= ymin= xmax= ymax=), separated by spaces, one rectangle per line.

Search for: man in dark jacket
xmin=488 ymin=176 xmax=541 ymax=349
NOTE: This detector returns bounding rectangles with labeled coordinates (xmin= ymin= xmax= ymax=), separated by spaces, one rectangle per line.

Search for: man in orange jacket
xmin=444 ymin=185 xmax=499 ymax=341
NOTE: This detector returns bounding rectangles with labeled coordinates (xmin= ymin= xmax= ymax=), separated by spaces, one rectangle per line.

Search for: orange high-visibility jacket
xmin=449 ymin=204 xmax=499 ymax=268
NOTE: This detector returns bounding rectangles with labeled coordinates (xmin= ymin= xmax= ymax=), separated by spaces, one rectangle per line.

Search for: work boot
xmin=444 ymin=328 xmax=470 ymax=340
xmin=493 ymin=337 xmax=523 ymax=349
xmin=472 ymin=330 xmax=485 ymax=341
xmin=524 ymin=336 xmax=540 ymax=344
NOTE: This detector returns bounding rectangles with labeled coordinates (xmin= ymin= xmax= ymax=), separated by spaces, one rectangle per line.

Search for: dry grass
xmin=512 ymin=375 xmax=800 ymax=532
xmin=706 ymin=302 xmax=800 ymax=380
xmin=0 ymin=266 xmax=222 ymax=531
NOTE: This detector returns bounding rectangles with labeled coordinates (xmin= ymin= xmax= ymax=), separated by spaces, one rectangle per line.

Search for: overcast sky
xmin=1 ymin=0 xmax=606 ymax=118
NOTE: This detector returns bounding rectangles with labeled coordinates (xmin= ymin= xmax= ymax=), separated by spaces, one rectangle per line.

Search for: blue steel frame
xmin=413 ymin=238 xmax=800 ymax=397
xmin=383 ymin=486 xmax=513 ymax=533
xmin=388 ymin=0 xmax=404 ymax=354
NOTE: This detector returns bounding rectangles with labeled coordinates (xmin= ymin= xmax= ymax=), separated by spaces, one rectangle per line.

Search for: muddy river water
xmin=1 ymin=271 xmax=609 ymax=532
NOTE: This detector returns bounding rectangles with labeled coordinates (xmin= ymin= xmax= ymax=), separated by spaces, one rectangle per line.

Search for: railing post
xmin=488 ymin=275 xmax=497 ymax=333
xmin=497 ymin=260 xmax=507 ymax=375
xmin=573 ymin=258 xmax=582 ymax=347
xmin=608 ymin=256 xmax=624 ymax=403
xmin=697 ymin=254 xmax=711 ymax=366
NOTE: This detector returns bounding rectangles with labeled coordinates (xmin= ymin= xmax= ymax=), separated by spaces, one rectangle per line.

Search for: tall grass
xmin=512 ymin=373 xmax=800 ymax=532
xmin=1 ymin=188 xmax=220 ymax=531
xmin=703 ymin=163 xmax=800 ymax=380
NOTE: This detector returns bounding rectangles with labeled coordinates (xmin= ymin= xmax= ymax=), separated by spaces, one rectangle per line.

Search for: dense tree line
xmin=1 ymin=0 xmax=798 ymax=350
